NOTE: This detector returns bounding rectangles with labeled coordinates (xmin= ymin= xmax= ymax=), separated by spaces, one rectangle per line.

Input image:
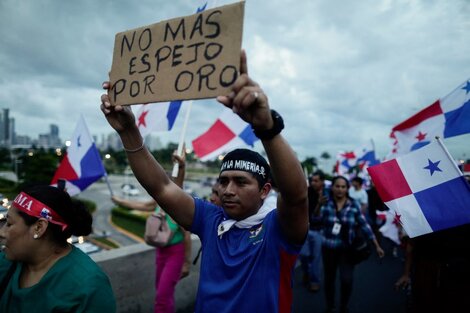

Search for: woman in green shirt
xmin=111 ymin=151 xmax=191 ymax=313
xmin=0 ymin=185 xmax=116 ymax=312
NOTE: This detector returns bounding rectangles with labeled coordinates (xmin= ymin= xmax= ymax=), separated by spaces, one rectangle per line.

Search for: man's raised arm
xmin=216 ymin=51 xmax=308 ymax=244
xmin=100 ymin=84 xmax=194 ymax=229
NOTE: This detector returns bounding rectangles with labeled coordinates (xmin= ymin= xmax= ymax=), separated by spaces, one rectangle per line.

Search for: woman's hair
xmin=17 ymin=185 xmax=93 ymax=246
xmin=329 ymin=176 xmax=351 ymax=200
xmin=351 ymin=176 xmax=364 ymax=185
xmin=311 ymin=170 xmax=326 ymax=182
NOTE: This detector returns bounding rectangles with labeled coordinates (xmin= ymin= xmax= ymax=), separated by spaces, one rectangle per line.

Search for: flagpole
xmin=172 ymin=100 xmax=193 ymax=177
xmin=103 ymin=173 xmax=114 ymax=196
xmin=171 ymin=0 xmax=217 ymax=178
xmin=435 ymin=136 xmax=464 ymax=175
xmin=370 ymin=138 xmax=376 ymax=151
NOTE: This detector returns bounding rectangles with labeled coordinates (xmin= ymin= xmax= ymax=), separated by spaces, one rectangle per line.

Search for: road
xmin=79 ymin=174 xmax=211 ymax=247
xmin=292 ymin=238 xmax=408 ymax=313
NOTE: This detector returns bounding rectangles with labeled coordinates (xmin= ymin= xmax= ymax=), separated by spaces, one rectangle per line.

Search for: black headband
xmin=220 ymin=149 xmax=270 ymax=185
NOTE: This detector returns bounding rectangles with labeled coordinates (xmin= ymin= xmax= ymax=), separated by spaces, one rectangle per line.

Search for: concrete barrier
xmin=92 ymin=241 xmax=200 ymax=313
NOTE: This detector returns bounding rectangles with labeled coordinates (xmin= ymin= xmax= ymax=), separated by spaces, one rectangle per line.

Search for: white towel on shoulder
xmin=217 ymin=194 xmax=277 ymax=237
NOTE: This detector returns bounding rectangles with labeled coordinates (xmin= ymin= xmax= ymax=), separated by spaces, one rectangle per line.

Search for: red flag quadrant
xmin=135 ymin=100 xmax=182 ymax=137
xmin=192 ymin=109 xmax=258 ymax=161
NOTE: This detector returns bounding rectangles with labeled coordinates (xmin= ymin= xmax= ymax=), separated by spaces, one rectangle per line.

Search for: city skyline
xmin=0 ymin=107 xmax=168 ymax=153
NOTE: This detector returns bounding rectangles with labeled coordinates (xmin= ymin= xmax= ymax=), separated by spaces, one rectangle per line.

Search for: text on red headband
xmin=13 ymin=192 xmax=69 ymax=231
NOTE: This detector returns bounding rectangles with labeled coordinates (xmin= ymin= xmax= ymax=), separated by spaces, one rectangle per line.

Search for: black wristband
xmin=253 ymin=109 xmax=284 ymax=140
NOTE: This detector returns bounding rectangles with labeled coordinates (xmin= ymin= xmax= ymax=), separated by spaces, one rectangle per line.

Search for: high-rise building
xmin=2 ymin=108 xmax=10 ymax=147
xmin=106 ymin=132 xmax=122 ymax=151
xmin=146 ymin=135 xmax=163 ymax=151
xmin=15 ymin=135 xmax=32 ymax=145
xmin=49 ymin=124 xmax=61 ymax=147
xmin=0 ymin=111 xmax=3 ymax=145
xmin=9 ymin=117 xmax=15 ymax=145
xmin=50 ymin=124 xmax=59 ymax=137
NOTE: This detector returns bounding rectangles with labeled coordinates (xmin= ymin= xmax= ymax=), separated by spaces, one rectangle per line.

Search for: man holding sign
xmin=100 ymin=49 xmax=308 ymax=312
xmin=108 ymin=2 xmax=245 ymax=106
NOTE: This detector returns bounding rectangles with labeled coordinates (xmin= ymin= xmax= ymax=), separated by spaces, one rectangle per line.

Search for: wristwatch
xmin=253 ymin=109 xmax=285 ymax=140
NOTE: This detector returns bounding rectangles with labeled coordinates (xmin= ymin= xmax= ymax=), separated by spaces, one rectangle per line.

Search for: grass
xmin=111 ymin=207 xmax=146 ymax=239
xmin=92 ymin=237 xmax=120 ymax=249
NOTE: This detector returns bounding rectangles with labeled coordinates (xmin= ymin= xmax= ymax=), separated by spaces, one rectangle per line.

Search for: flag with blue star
xmin=368 ymin=138 xmax=470 ymax=238
xmin=424 ymin=159 xmax=442 ymax=176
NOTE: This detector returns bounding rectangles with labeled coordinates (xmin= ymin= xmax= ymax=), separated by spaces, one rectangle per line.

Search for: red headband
xmin=13 ymin=192 xmax=68 ymax=231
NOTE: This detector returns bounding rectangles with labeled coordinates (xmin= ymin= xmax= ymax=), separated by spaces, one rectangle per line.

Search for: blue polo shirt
xmin=191 ymin=198 xmax=301 ymax=313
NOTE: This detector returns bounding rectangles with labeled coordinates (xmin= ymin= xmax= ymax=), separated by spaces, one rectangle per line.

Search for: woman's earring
xmin=33 ymin=234 xmax=39 ymax=239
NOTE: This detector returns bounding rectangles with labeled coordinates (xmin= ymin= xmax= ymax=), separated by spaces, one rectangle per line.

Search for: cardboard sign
xmin=109 ymin=1 xmax=245 ymax=106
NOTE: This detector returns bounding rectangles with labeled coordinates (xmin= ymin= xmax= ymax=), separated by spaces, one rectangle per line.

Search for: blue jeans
xmin=299 ymin=230 xmax=322 ymax=284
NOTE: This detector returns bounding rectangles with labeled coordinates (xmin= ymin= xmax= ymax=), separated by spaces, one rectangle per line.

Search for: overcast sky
xmin=1 ymin=0 xmax=469 ymax=166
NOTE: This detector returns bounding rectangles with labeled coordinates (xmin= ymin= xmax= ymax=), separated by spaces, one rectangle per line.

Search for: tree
xmin=301 ymin=156 xmax=318 ymax=176
xmin=101 ymin=148 xmax=127 ymax=173
xmin=320 ymin=151 xmax=331 ymax=160
xmin=0 ymin=148 xmax=11 ymax=170
xmin=19 ymin=150 xmax=60 ymax=187
xmin=150 ymin=142 xmax=178 ymax=167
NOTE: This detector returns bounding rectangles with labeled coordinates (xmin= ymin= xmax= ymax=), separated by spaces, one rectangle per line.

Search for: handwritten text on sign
xmin=109 ymin=1 xmax=245 ymax=106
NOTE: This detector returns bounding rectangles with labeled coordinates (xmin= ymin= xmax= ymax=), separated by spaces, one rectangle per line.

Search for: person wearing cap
xmin=100 ymin=50 xmax=308 ymax=313
xmin=0 ymin=185 xmax=116 ymax=312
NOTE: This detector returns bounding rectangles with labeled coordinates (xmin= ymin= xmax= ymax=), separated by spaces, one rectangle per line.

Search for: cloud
xmin=0 ymin=0 xmax=468 ymax=167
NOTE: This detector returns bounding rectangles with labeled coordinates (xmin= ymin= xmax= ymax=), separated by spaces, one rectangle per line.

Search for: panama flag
xmin=334 ymin=140 xmax=380 ymax=175
xmin=355 ymin=141 xmax=380 ymax=169
xmin=135 ymin=101 xmax=182 ymax=137
xmin=51 ymin=116 xmax=106 ymax=196
xmin=368 ymin=139 xmax=470 ymax=238
xmin=192 ymin=108 xmax=258 ymax=161
xmin=334 ymin=151 xmax=355 ymax=176
xmin=389 ymin=78 xmax=470 ymax=159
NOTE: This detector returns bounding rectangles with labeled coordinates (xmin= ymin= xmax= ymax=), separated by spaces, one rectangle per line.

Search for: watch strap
xmin=253 ymin=109 xmax=284 ymax=140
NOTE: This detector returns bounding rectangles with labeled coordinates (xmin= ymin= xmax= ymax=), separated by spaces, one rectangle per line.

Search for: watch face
xmin=272 ymin=110 xmax=284 ymax=129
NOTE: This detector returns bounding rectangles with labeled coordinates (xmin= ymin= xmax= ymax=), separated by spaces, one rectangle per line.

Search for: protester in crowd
xmin=366 ymin=180 xmax=387 ymax=236
xmin=100 ymin=50 xmax=308 ymax=312
xmin=209 ymin=178 xmax=221 ymax=206
xmin=111 ymin=152 xmax=191 ymax=313
xmin=394 ymin=224 xmax=470 ymax=313
xmin=316 ymin=176 xmax=384 ymax=313
xmin=348 ymin=177 xmax=368 ymax=213
xmin=300 ymin=171 xmax=328 ymax=292
xmin=0 ymin=185 xmax=116 ymax=312
xmin=263 ymin=173 xmax=279 ymax=209
xmin=377 ymin=209 xmax=403 ymax=258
